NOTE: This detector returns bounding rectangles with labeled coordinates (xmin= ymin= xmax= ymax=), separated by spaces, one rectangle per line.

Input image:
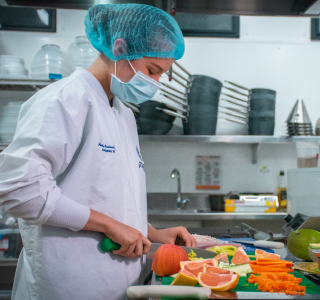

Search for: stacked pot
xmin=248 ymin=89 xmax=276 ymax=135
xmin=136 ymin=100 xmax=176 ymax=135
xmin=183 ymin=75 xmax=222 ymax=135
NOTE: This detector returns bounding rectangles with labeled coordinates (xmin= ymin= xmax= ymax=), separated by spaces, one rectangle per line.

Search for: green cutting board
xmin=160 ymin=251 xmax=320 ymax=298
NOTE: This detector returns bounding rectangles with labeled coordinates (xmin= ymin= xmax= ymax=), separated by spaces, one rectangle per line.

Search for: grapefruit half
xmin=198 ymin=272 xmax=239 ymax=291
xmin=180 ymin=258 xmax=218 ymax=277
xmin=231 ymin=247 xmax=250 ymax=265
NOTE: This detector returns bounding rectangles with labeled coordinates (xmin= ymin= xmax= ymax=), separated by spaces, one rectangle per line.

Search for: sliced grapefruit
xmin=255 ymin=249 xmax=280 ymax=260
xmin=203 ymin=265 xmax=234 ymax=275
xmin=180 ymin=258 xmax=218 ymax=277
xmin=198 ymin=272 xmax=239 ymax=291
xmin=214 ymin=253 xmax=229 ymax=263
xmin=171 ymin=269 xmax=198 ymax=286
xmin=231 ymin=247 xmax=250 ymax=265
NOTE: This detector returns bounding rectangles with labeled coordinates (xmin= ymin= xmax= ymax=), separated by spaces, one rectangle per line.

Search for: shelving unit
xmin=1 ymin=79 xmax=320 ymax=163
xmin=0 ymin=78 xmax=55 ymax=92
xmin=139 ymin=135 xmax=320 ymax=164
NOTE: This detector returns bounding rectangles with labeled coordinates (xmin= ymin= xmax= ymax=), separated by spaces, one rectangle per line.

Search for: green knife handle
xmin=101 ymin=237 xmax=121 ymax=252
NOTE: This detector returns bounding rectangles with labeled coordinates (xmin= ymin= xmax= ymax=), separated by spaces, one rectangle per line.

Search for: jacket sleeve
xmin=0 ymin=84 xmax=91 ymax=231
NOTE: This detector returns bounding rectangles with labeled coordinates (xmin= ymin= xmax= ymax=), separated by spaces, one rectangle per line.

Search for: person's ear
xmin=113 ymin=38 xmax=127 ymax=57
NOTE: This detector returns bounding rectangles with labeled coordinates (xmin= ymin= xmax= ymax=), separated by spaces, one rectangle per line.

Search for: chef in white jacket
xmin=0 ymin=4 xmax=196 ymax=300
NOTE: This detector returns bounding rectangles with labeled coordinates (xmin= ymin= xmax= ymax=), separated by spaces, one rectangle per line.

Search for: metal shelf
xmin=0 ymin=259 xmax=18 ymax=267
xmin=0 ymin=78 xmax=55 ymax=92
xmin=139 ymin=135 xmax=320 ymax=143
xmin=139 ymin=135 xmax=320 ymax=164
xmin=147 ymin=211 xmax=288 ymax=221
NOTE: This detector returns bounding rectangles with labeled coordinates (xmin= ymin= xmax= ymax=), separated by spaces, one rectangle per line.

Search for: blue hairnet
xmin=84 ymin=4 xmax=185 ymax=61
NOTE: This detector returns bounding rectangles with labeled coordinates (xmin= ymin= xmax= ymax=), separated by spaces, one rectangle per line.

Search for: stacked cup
xmin=248 ymin=88 xmax=276 ymax=135
xmin=183 ymin=75 xmax=222 ymax=135
xmin=0 ymin=55 xmax=28 ymax=79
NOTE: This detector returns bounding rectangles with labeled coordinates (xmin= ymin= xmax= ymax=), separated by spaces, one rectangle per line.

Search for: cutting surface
xmin=160 ymin=251 xmax=320 ymax=298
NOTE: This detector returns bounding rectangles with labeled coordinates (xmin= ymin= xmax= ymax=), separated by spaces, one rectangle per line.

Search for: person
xmin=0 ymin=4 xmax=196 ymax=300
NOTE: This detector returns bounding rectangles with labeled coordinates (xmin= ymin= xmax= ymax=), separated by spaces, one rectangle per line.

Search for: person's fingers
xmin=134 ymin=241 xmax=143 ymax=257
xmin=142 ymin=237 xmax=152 ymax=255
xmin=176 ymin=227 xmax=195 ymax=247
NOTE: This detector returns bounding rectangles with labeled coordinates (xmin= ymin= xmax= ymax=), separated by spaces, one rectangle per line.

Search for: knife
xmin=100 ymin=238 xmax=216 ymax=259
xmin=230 ymin=239 xmax=284 ymax=249
xmin=127 ymin=285 xmax=211 ymax=299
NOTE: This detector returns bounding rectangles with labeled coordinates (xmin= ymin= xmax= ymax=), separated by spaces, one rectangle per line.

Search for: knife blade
xmin=100 ymin=238 xmax=216 ymax=259
xmin=147 ymin=243 xmax=216 ymax=259
xmin=230 ymin=239 xmax=284 ymax=249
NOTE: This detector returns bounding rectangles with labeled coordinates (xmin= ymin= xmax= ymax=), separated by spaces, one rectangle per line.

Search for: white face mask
xmin=110 ymin=60 xmax=161 ymax=105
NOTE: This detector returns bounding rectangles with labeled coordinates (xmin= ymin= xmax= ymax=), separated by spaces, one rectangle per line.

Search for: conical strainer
xmin=286 ymin=99 xmax=313 ymax=136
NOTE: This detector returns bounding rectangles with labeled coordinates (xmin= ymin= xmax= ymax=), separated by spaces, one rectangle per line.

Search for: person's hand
xmin=106 ymin=219 xmax=152 ymax=258
xmin=148 ymin=225 xmax=196 ymax=248
xmin=83 ymin=209 xmax=151 ymax=258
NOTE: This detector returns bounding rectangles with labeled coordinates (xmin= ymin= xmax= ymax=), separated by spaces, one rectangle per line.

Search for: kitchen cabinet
xmin=2 ymin=79 xmax=320 ymax=164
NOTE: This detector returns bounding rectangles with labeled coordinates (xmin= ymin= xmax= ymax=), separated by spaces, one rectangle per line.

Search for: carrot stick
xmin=250 ymin=265 xmax=294 ymax=271
xmin=254 ymin=259 xmax=293 ymax=264
xmin=250 ymin=261 xmax=294 ymax=268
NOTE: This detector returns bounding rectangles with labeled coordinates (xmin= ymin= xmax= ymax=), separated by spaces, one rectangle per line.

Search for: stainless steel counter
xmin=147 ymin=211 xmax=287 ymax=221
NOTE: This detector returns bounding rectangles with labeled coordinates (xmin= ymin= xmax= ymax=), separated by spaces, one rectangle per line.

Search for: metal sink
xmin=147 ymin=193 xmax=211 ymax=214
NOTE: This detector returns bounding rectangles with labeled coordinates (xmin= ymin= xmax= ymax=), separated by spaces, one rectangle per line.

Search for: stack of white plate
xmin=67 ymin=36 xmax=99 ymax=72
xmin=30 ymin=44 xmax=70 ymax=79
xmin=0 ymin=55 xmax=29 ymax=79
xmin=0 ymin=101 xmax=24 ymax=143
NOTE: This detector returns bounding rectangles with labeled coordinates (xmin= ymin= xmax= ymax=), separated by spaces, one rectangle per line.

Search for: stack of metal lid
xmin=286 ymin=99 xmax=313 ymax=136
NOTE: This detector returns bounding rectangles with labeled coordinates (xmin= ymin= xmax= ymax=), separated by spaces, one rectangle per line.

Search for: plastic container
xmin=67 ymin=36 xmax=99 ymax=73
xmin=296 ymin=143 xmax=319 ymax=168
xmin=30 ymin=44 xmax=69 ymax=79
xmin=277 ymin=170 xmax=287 ymax=210
xmin=0 ymin=55 xmax=29 ymax=79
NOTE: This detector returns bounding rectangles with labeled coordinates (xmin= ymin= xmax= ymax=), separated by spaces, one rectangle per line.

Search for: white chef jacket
xmin=0 ymin=68 xmax=148 ymax=300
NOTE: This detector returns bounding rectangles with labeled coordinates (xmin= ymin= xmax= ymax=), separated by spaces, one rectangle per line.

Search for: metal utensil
xmin=174 ymin=61 xmax=192 ymax=77
xmin=221 ymin=93 xmax=249 ymax=103
xmin=223 ymin=86 xmax=249 ymax=97
xmin=230 ymin=239 xmax=284 ymax=249
xmin=163 ymin=102 xmax=189 ymax=114
xmin=100 ymin=238 xmax=216 ymax=259
xmin=239 ymin=222 xmax=270 ymax=240
xmin=156 ymin=107 xmax=187 ymax=120
xmin=219 ymin=105 xmax=248 ymax=115
xmin=219 ymin=110 xmax=248 ymax=120
xmin=224 ymin=80 xmax=250 ymax=91
xmin=160 ymin=89 xmax=187 ymax=102
xmin=218 ymin=116 xmax=247 ymax=125
xmin=171 ymin=69 xmax=190 ymax=83
xmin=221 ymin=98 xmax=249 ymax=109
xmin=161 ymin=83 xmax=187 ymax=97
xmin=165 ymin=73 xmax=189 ymax=89
xmin=147 ymin=243 xmax=216 ymax=259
